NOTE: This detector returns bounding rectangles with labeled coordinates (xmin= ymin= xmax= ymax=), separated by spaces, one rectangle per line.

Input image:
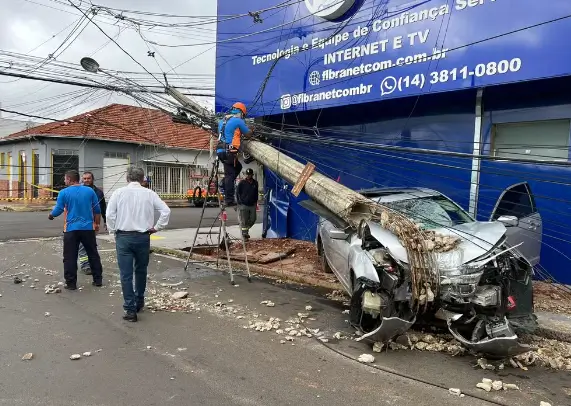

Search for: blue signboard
xmin=215 ymin=0 xmax=571 ymax=117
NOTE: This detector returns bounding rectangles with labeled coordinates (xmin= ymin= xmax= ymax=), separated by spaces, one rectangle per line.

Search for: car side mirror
xmin=329 ymin=229 xmax=349 ymax=240
xmin=497 ymin=215 xmax=518 ymax=227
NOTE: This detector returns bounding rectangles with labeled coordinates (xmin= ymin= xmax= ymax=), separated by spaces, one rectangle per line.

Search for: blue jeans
xmin=115 ymin=232 xmax=150 ymax=313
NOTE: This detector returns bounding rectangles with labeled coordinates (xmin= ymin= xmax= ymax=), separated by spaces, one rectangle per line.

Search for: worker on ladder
xmin=216 ymin=102 xmax=253 ymax=206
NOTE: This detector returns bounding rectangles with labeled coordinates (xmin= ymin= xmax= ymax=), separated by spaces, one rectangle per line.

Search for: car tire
xmin=317 ymin=237 xmax=333 ymax=274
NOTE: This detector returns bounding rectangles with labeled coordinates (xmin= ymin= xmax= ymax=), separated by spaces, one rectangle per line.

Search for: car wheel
xmin=317 ymin=237 xmax=333 ymax=274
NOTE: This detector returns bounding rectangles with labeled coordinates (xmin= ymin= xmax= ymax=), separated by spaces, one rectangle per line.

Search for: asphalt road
xmin=0 ymin=206 xmax=262 ymax=241
xmin=1 ymin=238 xmax=568 ymax=405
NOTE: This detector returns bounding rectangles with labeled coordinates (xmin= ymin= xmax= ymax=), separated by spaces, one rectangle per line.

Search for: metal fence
xmin=144 ymin=163 xmax=209 ymax=197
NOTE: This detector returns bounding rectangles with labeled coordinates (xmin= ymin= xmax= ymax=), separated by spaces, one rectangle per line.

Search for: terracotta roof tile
xmin=3 ymin=104 xmax=212 ymax=150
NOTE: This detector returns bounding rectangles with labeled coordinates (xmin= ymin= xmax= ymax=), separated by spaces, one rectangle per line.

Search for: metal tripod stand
xmin=183 ymin=158 xmax=252 ymax=285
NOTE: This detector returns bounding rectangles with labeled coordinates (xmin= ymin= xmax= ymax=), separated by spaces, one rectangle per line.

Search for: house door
xmin=490 ymin=182 xmax=542 ymax=266
xmin=103 ymin=156 xmax=129 ymax=197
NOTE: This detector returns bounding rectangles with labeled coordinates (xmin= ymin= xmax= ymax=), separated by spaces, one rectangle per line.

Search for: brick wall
xmin=38 ymin=185 xmax=52 ymax=199
xmin=0 ymin=180 xmax=8 ymax=198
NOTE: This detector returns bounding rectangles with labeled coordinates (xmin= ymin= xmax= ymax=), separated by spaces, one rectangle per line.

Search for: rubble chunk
xmin=70 ymin=354 xmax=81 ymax=360
xmin=358 ymin=354 xmax=375 ymax=363
xmin=21 ymin=353 xmax=33 ymax=360
xmin=305 ymin=305 xmax=312 ymax=311
xmin=503 ymin=383 xmax=519 ymax=391
xmin=540 ymin=402 xmax=552 ymax=406
xmin=448 ymin=388 xmax=461 ymax=396
xmin=492 ymin=381 xmax=503 ymax=391
xmin=373 ymin=342 xmax=384 ymax=353
xmin=83 ymin=352 xmax=92 ymax=357
xmin=476 ymin=382 xmax=492 ymax=392
xmin=171 ymin=291 xmax=189 ymax=299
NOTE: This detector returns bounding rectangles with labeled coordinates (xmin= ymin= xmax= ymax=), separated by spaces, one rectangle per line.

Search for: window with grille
xmin=104 ymin=151 xmax=129 ymax=159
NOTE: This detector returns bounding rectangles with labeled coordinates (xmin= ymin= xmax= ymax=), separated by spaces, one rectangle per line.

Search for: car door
xmin=490 ymin=182 xmax=542 ymax=265
xmin=320 ymin=219 xmax=351 ymax=284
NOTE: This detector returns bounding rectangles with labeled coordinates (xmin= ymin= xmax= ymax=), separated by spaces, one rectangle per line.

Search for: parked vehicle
xmin=310 ymin=186 xmax=542 ymax=357
xmin=187 ymin=181 xmax=223 ymax=207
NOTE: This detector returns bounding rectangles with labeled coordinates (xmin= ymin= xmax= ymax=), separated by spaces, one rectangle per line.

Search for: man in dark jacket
xmin=78 ymin=171 xmax=106 ymax=275
xmin=236 ymin=168 xmax=258 ymax=239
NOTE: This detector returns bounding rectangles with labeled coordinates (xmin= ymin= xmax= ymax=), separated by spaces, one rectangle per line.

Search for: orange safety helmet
xmin=232 ymin=102 xmax=247 ymax=116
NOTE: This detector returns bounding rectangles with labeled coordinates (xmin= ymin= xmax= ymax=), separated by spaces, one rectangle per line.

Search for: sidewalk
xmin=97 ymin=224 xmax=263 ymax=250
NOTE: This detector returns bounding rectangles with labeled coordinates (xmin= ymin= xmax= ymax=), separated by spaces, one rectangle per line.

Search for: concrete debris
xmin=540 ymin=402 xmax=552 ymax=406
xmin=477 ymin=358 xmax=495 ymax=370
xmin=236 ymin=316 xmax=244 ymax=319
xmin=44 ymin=284 xmax=61 ymax=294
xmin=177 ymin=348 xmax=187 ymax=352
xmin=333 ymin=332 xmax=344 ymax=340
xmin=228 ymin=299 xmax=234 ymax=303
xmin=297 ymin=312 xmax=309 ymax=319
xmin=509 ymin=336 xmax=571 ymax=371
xmin=276 ymin=329 xmax=284 ymax=334
xmin=285 ymin=336 xmax=295 ymax=341
xmin=342 ymin=309 xmax=350 ymax=314
xmin=13 ymin=276 xmax=22 ymax=284
xmin=357 ymin=354 xmax=375 ymax=363
xmin=326 ymin=290 xmax=347 ymax=302
xmin=34 ymin=278 xmax=39 ymax=282
xmin=44 ymin=312 xmax=50 ymax=317
xmin=476 ymin=382 xmax=492 ymax=392
xmin=373 ymin=342 xmax=384 ymax=353
xmin=305 ymin=305 xmax=312 ymax=311
xmin=319 ymin=337 xmax=329 ymax=343
xmin=481 ymin=378 xmax=493 ymax=385
xmin=503 ymin=383 xmax=520 ymax=391
xmin=448 ymin=388 xmax=462 ymax=396
xmin=280 ymin=340 xmax=286 ymax=344
xmin=83 ymin=352 xmax=92 ymax=357
xmin=260 ymin=300 xmax=275 ymax=307
xmin=70 ymin=354 xmax=81 ymax=360
xmin=57 ymin=282 xmax=64 ymax=286
xmin=492 ymin=381 xmax=503 ymax=391
xmin=21 ymin=353 xmax=33 ymax=360
xmin=171 ymin=291 xmax=189 ymax=300
xmin=146 ymin=346 xmax=152 ymax=350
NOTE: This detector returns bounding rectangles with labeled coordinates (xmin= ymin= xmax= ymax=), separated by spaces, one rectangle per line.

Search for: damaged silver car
xmin=308 ymin=186 xmax=542 ymax=357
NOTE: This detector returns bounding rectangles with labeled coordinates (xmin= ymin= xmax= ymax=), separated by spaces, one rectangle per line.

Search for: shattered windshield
xmin=383 ymin=196 xmax=473 ymax=230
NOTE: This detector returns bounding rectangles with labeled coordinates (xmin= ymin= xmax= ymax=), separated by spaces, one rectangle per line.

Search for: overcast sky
xmin=0 ymin=0 xmax=217 ymax=125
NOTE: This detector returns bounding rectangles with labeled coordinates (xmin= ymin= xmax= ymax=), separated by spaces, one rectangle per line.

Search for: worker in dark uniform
xmin=78 ymin=171 xmax=106 ymax=275
xmin=236 ymin=168 xmax=258 ymax=239
xmin=216 ymin=102 xmax=253 ymax=206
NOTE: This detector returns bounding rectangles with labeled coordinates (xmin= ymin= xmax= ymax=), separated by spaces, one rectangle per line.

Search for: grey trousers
xmin=78 ymin=242 xmax=96 ymax=270
xmin=238 ymin=204 xmax=257 ymax=236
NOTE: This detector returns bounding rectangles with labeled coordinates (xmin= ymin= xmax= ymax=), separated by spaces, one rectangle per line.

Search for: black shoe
xmin=92 ymin=280 xmax=102 ymax=287
xmin=123 ymin=311 xmax=137 ymax=322
xmin=64 ymin=283 xmax=77 ymax=291
xmin=82 ymin=268 xmax=92 ymax=275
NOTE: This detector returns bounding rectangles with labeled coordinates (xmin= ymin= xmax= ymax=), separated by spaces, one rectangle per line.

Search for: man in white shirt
xmin=106 ymin=167 xmax=171 ymax=322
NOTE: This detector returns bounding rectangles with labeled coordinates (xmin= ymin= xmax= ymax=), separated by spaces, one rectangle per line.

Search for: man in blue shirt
xmin=49 ymin=169 xmax=104 ymax=290
xmin=216 ymin=102 xmax=253 ymax=206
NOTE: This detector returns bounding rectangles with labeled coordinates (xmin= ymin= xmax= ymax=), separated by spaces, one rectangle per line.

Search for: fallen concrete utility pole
xmin=242 ymin=139 xmax=376 ymax=227
xmin=165 ymin=89 xmax=461 ymax=310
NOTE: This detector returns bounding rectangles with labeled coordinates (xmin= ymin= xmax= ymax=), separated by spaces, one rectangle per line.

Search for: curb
xmin=151 ymin=247 xmax=571 ymax=343
xmin=150 ymin=246 xmax=342 ymax=291
xmin=1 ymin=206 xmax=53 ymax=212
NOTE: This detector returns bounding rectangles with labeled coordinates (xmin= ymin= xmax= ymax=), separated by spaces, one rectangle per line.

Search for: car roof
xmin=356 ymin=187 xmax=442 ymax=203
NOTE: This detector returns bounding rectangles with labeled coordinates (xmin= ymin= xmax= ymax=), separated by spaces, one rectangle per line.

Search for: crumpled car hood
xmin=367 ymin=221 xmax=506 ymax=266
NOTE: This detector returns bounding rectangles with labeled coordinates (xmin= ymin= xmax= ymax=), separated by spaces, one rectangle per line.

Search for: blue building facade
xmin=215 ymin=0 xmax=571 ymax=283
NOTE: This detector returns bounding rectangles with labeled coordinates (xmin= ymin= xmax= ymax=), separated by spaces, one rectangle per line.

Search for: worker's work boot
xmin=82 ymin=267 xmax=92 ymax=275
